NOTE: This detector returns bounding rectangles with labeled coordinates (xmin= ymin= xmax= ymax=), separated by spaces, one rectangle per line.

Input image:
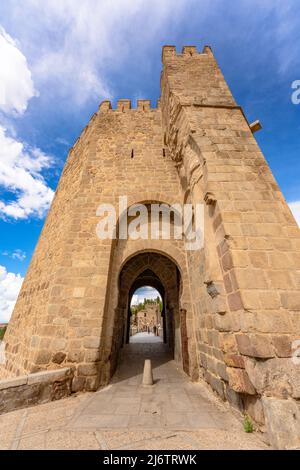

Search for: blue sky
xmin=131 ymin=287 xmax=161 ymax=306
xmin=0 ymin=0 xmax=299 ymax=322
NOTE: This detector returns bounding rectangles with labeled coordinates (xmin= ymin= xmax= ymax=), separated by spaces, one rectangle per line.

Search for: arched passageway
xmin=127 ymin=271 xmax=166 ymax=346
xmin=129 ymin=284 xmax=163 ymax=343
xmin=108 ymin=252 xmax=190 ymax=380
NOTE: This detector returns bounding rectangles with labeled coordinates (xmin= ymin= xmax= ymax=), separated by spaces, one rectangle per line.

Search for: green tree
xmin=0 ymin=326 xmax=7 ymax=341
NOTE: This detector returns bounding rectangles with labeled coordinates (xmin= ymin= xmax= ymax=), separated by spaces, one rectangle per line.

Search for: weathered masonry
xmin=1 ymin=46 xmax=300 ymax=448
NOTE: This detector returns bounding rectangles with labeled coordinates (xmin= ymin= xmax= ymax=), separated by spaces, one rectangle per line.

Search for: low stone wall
xmin=0 ymin=368 xmax=74 ymax=415
xmin=262 ymin=397 xmax=300 ymax=450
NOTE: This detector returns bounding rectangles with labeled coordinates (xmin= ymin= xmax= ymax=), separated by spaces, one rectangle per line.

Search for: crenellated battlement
xmin=98 ymin=45 xmax=215 ymax=114
xmin=72 ymin=44 xmax=224 ymax=154
xmin=71 ymin=98 xmax=161 ymax=155
xmin=162 ymin=44 xmax=214 ymax=63
xmin=161 ymin=43 xmax=236 ymax=109
xmin=99 ymin=99 xmax=160 ymax=112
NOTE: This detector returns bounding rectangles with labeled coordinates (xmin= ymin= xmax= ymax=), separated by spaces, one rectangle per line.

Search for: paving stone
xmin=45 ymin=431 xmax=101 ymax=450
xmin=0 ymin=337 xmax=268 ymax=450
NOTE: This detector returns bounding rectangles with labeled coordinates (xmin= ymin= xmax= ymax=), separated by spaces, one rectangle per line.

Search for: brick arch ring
xmin=118 ymin=244 xmax=191 ymax=309
xmin=112 ymin=193 xmax=185 ymax=238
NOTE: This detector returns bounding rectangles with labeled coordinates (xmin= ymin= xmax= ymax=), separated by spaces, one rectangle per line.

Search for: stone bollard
xmin=142 ymin=359 xmax=154 ymax=386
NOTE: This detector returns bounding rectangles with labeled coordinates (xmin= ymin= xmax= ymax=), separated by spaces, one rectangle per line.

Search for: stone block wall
xmin=2 ymin=98 xmax=196 ymax=391
xmin=161 ymin=45 xmax=300 ymax=448
xmin=0 ymin=368 xmax=73 ymax=415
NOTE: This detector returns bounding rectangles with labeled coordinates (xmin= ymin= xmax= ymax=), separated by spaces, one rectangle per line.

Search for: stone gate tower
xmin=2 ymin=46 xmax=300 ymax=447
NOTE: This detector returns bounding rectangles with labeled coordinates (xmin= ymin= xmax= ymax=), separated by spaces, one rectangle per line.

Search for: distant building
xmin=133 ymin=304 xmax=161 ymax=333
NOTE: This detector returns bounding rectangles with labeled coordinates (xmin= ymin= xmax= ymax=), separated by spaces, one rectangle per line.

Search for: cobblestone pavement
xmin=130 ymin=332 xmax=163 ymax=343
xmin=0 ymin=341 xmax=269 ymax=450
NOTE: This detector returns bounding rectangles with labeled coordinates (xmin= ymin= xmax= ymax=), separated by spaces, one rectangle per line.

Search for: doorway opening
xmin=129 ymin=286 xmax=163 ymax=344
xmin=107 ymin=251 xmax=190 ymax=381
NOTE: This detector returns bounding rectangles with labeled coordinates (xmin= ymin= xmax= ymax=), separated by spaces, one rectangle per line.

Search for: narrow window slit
xmin=163 ymin=148 xmax=166 ymax=157
xmin=131 ymin=149 xmax=134 ymax=158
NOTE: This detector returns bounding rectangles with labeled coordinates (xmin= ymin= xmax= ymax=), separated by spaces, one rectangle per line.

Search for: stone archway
xmin=125 ymin=269 xmax=165 ymax=345
xmin=107 ymin=251 xmax=190 ymax=381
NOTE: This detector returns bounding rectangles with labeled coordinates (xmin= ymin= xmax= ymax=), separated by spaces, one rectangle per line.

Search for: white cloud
xmin=11 ymin=250 xmax=26 ymax=262
xmin=0 ymin=27 xmax=54 ymax=220
xmin=0 ymin=0 xmax=298 ymax=113
xmin=0 ymin=125 xmax=54 ymax=219
xmin=0 ymin=26 xmax=37 ymax=115
xmin=0 ymin=0 xmax=188 ymax=107
xmin=131 ymin=294 xmax=139 ymax=306
xmin=131 ymin=287 xmax=161 ymax=305
xmin=55 ymin=137 xmax=70 ymax=147
xmin=1 ymin=249 xmax=26 ymax=261
xmin=289 ymin=201 xmax=300 ymax=227
xmin=0 ymin=265 xmax=23 ymax=323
